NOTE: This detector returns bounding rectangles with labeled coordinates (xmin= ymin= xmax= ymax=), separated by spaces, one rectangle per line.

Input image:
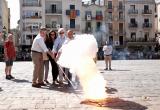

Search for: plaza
xmin=0 ymin=60 xmax=160 ymax=110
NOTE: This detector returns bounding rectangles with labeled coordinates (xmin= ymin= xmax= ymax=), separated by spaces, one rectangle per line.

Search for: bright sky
xmin=6 ymin=0 xmax=20 ymax=29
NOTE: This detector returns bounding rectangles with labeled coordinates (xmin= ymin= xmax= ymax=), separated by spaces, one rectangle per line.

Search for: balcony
xmin=45 ymin=24 xmax=62 ymax=30
xmin=45 ymin=9 xmax=62 ymax=14
xmin=66 ymin=25 xmax=80 ymax=31
xmin=22 ymin=3 xmax=41 ymax=7
xmin=96 ymin=15 xmax=103 ymax=20
xmin=142 ymin=23 xmax=152 ymax=28
xmin=128 ymin=9 xmax=138 ymax=14
xmin=142 ymin=9 xmax=152 ymax=15
xmin=22 ymin=16 xmax=42 ymax=19
xmin=118 ymin=6 xmax=125 ymax=11
xmin=126 ymin=38 xmax=156 ymax=46
xmin=128 ymin=23 xmax=138 ymax=28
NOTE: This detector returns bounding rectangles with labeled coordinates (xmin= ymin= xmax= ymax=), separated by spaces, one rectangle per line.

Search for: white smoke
xmin=57 ymin=34 xmax=107 ymax=99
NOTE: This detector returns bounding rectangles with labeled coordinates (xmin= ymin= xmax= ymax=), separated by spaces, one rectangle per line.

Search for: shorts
xmin=5 ymin=59 xmax=13 ymax=66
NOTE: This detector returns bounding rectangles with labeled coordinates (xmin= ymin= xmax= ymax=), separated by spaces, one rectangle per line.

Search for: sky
xmin=6 ymin=0 xmax=20 ymax=29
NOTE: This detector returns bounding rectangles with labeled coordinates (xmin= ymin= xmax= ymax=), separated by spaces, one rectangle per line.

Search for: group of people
xmin=2 ymin=27 xmax=113 ymax=89
xmin=31 ymin=27 xmax=74 ymax=88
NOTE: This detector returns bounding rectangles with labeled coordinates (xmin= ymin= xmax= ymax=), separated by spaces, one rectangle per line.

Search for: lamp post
xmin=2 ymin=26 xmax=7 ymax=41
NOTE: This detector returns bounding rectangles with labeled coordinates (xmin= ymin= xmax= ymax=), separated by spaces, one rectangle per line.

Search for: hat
xmin=40 ymin=26 xmax=47 ymax=31
xmin=58 ymin=28 xmax=65 ymax=33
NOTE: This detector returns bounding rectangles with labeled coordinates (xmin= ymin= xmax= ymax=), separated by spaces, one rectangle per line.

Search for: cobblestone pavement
xmin=0 ymin=60 xmax=160 ymax=110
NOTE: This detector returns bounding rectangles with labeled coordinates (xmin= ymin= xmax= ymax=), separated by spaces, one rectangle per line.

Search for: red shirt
xmin=4 ymin=41 xmax=16 ymax=59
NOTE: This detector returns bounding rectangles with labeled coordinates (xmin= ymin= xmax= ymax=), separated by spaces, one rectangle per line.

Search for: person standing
xmin=103 ymin=41 xmax=113 ymax=70
xmin=52 ymin=28 xmax=66 ymax=84
xmin=31 ymin=26 xmax=54 ymax=88
xmin=4 ymin=33 xmax=16 ymax=80
xmin=58 ymin=30 xmax=74 ymax=86
xmin=45 ymin=30 xmax=59 ymax=84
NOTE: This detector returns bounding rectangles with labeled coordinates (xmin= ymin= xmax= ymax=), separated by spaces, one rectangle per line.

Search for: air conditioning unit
xmin=56 ymin=24 xmax=60 ymax=29
xmin=114 ymin=41 xmax=120 ymax=46
xmin=87 ymin=14 xmax=91 ymax=21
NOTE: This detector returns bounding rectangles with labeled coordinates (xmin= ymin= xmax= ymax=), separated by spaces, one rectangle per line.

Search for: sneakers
xmin=6 ymin=75 xmax=15 ymax=80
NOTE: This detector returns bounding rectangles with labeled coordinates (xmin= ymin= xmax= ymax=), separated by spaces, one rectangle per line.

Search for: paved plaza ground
xmin=0 ymin=60 xmax=160 ymax=110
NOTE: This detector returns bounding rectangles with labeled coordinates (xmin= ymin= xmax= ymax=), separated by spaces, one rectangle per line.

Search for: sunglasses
xmin=60 ymin=32 xmax=64 ymax=34
xmin=50 ymin=33 xmax=55 ymax=35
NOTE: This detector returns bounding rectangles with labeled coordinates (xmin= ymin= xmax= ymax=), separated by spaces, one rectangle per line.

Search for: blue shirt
xmin=52 ymin=36 xmax=66 ymax=53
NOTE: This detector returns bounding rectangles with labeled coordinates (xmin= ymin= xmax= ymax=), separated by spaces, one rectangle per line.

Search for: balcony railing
xmin=126 ymin=38 xmax=156 ymax=42
xmin=22 ymin=3 xmax=41 ymax=7
xmin=45 ymin=24 xmax=60 ymax=29
xmin=143 ymin=23 xmax=152 ymax=28
xmin=128 ymin=23 xmax=138 ymax=28
xmin=118 ymin=6 xmax=125 ymax=11
xmin=22 ymin=16 xmax=42 ymax=19
xmin=142 ymin=9 xmax=152 ymax=14
xmin=66 ymin=24 xmax=80 ymax=31
xmin=128 ymin=9 xmax=138 ymax=14
xmin=45 ymin=9 xmax=62 ymax=14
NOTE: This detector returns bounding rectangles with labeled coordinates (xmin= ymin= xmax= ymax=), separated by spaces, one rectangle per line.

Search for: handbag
xmin=43 ymin=53 xmax=49 ymax=60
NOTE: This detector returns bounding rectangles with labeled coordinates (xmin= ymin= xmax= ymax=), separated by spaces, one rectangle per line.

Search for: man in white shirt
xmin=103 ymin=41 xmax=113 ymax=70
xmin=31 ymin=26 xmax=54 ymax=88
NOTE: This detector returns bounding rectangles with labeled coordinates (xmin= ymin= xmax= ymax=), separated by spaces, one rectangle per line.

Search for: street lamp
xmin=2 ymin=26 xmax=7 ymax=41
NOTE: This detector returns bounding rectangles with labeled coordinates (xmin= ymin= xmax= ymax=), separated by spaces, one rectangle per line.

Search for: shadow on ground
xmin=41 ymin=84 xmax=83 ymax=94
xmin=81 ymin=97 xmax=147 ymax=110
xmin=105 ymin=87 xmax=118 ymax=94
xmin=11 ymin=78 xmax=31 ymax=83
xmin=100 ymin=69 xmax=131 ymax=72
xmin=0 ymin=87 xmax=3 ymax=92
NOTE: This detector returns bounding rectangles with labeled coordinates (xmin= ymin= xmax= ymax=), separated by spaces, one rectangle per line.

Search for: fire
xmin=57 ymin=34 xmax=107 ymax=100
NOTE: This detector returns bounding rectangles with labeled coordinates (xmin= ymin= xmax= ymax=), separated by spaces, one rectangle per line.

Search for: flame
xmin=57 ymin=34 xmax=107 ymax=100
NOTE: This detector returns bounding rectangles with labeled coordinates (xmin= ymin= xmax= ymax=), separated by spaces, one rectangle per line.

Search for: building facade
xmin=81 ymin=3 xmax=105 ymax=47
xmin=0 ymin=0 xmax=10 ymax=60
xmin=104 ymin=0 xmax=125 ymax=48
xmin=19 ymin=0 xmax=81 ymax=49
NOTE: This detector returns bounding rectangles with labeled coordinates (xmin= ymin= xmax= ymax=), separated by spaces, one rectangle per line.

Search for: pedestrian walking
xmin=4 ymin=33 xmax=16 ymax=80
xmin=103 ymin=41 xmax=113 ymax=70
xmin=31 ymin=26 xmax=54 ymax=88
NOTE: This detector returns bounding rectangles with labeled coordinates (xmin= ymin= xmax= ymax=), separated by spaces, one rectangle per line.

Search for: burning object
xmin=57 ymin=34 xmax=107 ymax=99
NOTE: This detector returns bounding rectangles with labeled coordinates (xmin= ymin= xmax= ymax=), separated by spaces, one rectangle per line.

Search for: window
xmin=108 ymin=1 xmax=112 ymax=9
xmin=144 ymin=5 xmax=149 ymax=10
xmin=70 ymin=19 xmax=75 ymax=28
xmin=130 ymin=5 xmax=135 ymax=10
xmin=51 ymin=4 xmax=56 ymax=13
xmin=131 ymin=32 xmax=136 ymax=41
xmin=70 ymin=5 xmax=75 ymax=10
xmin=108 ymin=12 xmax=112 ymax=20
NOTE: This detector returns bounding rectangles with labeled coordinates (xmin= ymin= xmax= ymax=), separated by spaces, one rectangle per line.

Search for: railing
xmin=126 ymin=38 xmax=156 ymax=42
xmin=128 ymin=23 xmax=138 ymax=28
xmin=142 ymin=9 xmax=152 ymax=14
xmin=45 ymin=9 xmax=62 ymax=14
xmin=128 ymin=9 xmax=138 ymax=14
xmin=143 ymin=23 xmax=152 ymax=28
xmin=118 ymin=6 xmax=125 ymax=10
xmin=66 ymin=25 xmax=80 ymax=31
xmin=22 ymin=16 xmax=42 ymax=19
xmin=22 ymin=3 xmax=41 ymax=7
